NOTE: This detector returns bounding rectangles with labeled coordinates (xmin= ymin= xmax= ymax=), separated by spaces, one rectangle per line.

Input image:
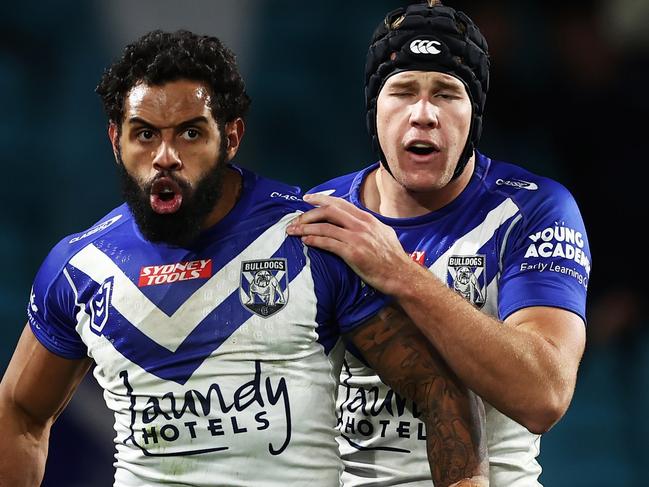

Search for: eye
xmin=391 ymin=90 xmax=415 ymax=98
xmin=136 ymin=129 xmax=156 ymax=141
xmin=181 ymin=128 xmax=200 ymax=141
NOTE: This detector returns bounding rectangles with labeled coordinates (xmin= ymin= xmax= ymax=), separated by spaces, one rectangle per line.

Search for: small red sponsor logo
xmin=138 ymin=259 xmax=213 ymax=287
xmin=410 ymin=251 xmax=426 ymax=266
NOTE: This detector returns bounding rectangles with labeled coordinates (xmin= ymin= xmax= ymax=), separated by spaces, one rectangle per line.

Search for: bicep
xmin=0 ymin=324 xmax=92 ymax=426
xmin=505 ymin=306 xmax=586 ymax=374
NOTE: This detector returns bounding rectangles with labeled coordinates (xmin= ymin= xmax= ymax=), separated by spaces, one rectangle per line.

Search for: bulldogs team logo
xmin=447 ymin=255 xmax=486 ymax=308
xmin=90 ymin=277 xmax=114 ymax=333
xmin=240 ymin=259 xmax=289 ymax=317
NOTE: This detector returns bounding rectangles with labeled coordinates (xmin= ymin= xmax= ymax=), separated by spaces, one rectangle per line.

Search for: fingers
xmin=299 ymin=234 xmax=352 ymax=259
xmin=303 ymin=192 xmax=348 ymax=207
xmin=290 ymin=222 xmax=349 ymax=242
xmin=287 ymin=197 xmax=366 ymax=237
xmin=302 ymin=193 xmax=371 ymax=223
xmin=291 ymin=204 xmax=354 ymax=227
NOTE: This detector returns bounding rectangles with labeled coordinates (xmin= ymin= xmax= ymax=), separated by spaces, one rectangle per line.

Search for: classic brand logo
xmin=496 ymin=178 xmax=539 ymax=191
xmin=138 ymin=259 xmax=213 ymax=287
xmin=409 ymin=39 xmax=441 ymax=55
xmin=69 ymin=215 xmax=122 ymax=243
xmin=240 ymin=259 xmax=288 ymax=318
xmin=447 ymin=255 xmax=486 ymax=308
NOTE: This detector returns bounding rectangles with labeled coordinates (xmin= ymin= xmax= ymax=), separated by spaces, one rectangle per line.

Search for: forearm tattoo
xmin=349 ymin=305 xmax=488 ymax=486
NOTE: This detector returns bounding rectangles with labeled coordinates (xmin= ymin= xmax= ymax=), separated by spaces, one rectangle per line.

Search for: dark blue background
xmin=1 ymin=1 xmax=647 ymax=485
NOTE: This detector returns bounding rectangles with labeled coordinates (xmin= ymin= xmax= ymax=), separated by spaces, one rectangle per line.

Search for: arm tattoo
xmin=349 ymin=305 xmax=488 ymax=487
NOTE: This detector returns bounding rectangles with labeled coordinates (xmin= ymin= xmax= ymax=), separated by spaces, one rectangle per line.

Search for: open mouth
xmin=405 ymin=142 xmax=439 ymax=157
xmin=150 ymin=177 xmax=183 ymax=214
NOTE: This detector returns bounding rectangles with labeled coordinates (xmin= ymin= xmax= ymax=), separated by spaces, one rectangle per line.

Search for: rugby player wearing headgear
xmin=0 ymin=29 xmax=487 ymax=487
xmin=288 ymin=1 xmax=591 ymax=485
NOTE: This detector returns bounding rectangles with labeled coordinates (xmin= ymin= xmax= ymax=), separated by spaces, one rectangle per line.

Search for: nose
xmin=152 ymin=140 xmax=182 ymax=171
xmin=409 ymin=98 xmax=438 ymax=128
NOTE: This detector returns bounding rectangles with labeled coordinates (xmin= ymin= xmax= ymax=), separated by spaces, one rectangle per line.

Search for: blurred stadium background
xmin=1 ymin=1 xmax=647 ymax=485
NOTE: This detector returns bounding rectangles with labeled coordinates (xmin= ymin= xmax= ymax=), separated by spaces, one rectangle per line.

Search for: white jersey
xmin=309 ymin=153 xmax=591 ymax=486
xmin=28 ymin=166 xmax=389 ymax=486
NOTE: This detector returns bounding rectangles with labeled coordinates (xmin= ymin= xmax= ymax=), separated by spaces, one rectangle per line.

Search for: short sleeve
xmin=498 ymin=183 xmax=591 ymax=322
xmin=308 ymin=248 xmax=390 ymax=335
xmin=28 ymin=248 xmax=87 ymax=359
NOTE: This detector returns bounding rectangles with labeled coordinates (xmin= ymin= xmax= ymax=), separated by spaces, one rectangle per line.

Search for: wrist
xmin=381 ymin=256 xmax=427 ymax=298
xmin=389 ymin=258 xmax=438 ymax=301
xmin=449 ymin=476 xmax=489 ymax=487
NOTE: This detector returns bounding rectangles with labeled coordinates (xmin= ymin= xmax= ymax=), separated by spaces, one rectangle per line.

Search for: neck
xmin=202 ymin=166 xmax=242 ymax=229
xmin=362 ymin=155 xmax=475 ymax=218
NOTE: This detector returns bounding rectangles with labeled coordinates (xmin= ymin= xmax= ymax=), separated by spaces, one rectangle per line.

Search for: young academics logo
xmin=447 ymin=255 xmax=486 ymax=308
xmin=240 ymin=259 xmax=289 ymax=318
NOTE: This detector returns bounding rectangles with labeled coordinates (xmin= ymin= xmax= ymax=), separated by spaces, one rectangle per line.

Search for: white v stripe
xmin=429 ymin=198 xmax=519 ymax=274
xmin=68 ymin=212 xmax=301 ymax=352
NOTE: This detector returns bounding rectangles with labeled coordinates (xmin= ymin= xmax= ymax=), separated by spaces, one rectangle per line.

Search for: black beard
xmin=117 ymin=142 xmax=228 ymax=248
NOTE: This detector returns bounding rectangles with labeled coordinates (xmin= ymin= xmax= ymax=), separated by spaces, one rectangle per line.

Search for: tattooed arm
xmin=349 ymin=305 xmax=489 ymax=487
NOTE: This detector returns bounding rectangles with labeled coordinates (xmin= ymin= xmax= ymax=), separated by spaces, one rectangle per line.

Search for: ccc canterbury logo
xmin=409 ymin=39 xmax=441 ymax=55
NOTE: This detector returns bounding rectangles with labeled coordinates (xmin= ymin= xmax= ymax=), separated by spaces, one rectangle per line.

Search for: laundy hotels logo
xmin=447 ymin=255 xmax=486 ymax=308
xmin=240 ymin=259 xmax=289 ymax=317
xmin=138 ymin=259 xmax=213 ymax=287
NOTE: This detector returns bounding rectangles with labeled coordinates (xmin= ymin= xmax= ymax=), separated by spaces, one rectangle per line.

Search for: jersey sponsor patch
xmin=409 ymin=250 xmax=426 ymax=266
xmin=138 ymin=259 xmax=213 ymax=287
xmin=120 ymin=360 xmax=292 ymax=457
xmin=447 ymin=255 xmax=486 ymax=308
xmin=523 ymin=223 xmax=591 ymax=274
xmin=240 ymin=259 xmax=289 ymax=317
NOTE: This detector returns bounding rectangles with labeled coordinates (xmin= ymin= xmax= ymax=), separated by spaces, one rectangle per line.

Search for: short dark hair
xmin=96 ymin=30 xmax=251 ymax=127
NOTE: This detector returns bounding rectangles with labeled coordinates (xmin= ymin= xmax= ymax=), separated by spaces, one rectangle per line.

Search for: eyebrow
xmin=127 ymin=116 xmax=210 ymax=129
xmin=388 ymin=78 xmax=464 ymax=93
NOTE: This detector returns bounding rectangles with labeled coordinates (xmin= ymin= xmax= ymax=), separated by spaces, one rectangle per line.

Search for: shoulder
xmin=37 ymin=204 xmax=132 ymax=279
xmin=482 ymin=156 xmax=580 ymax=219
xmin=482 ymin=156 xmax=591 ymax=271
xmin=238 ymin=166 xmax=313 ymax=215
xmin=307 ymin=164 xmax=375 ymax=198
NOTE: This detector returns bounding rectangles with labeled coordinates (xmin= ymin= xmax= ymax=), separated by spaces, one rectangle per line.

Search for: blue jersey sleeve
xmin=498 ymin=182 xmax=591 ymax=322
xmin=27 ymin=243 xmax=87 ymax=359
xmin=308 ymin=248 xmax=390 ymax=335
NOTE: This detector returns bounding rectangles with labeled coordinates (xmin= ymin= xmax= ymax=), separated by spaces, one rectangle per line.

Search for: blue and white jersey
xmin=309 ymin=152 xmax=591 ymax=487
xmin=27 ymin=165 xmax=389 ymax=487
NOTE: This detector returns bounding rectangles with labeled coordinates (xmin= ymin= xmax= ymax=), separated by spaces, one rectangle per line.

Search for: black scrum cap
xmin=365 ymin=1 xmax=490 ymax=179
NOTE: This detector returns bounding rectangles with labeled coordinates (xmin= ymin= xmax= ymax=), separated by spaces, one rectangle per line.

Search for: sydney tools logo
xmin=138 ymin=259 xmax=212 ymax=287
